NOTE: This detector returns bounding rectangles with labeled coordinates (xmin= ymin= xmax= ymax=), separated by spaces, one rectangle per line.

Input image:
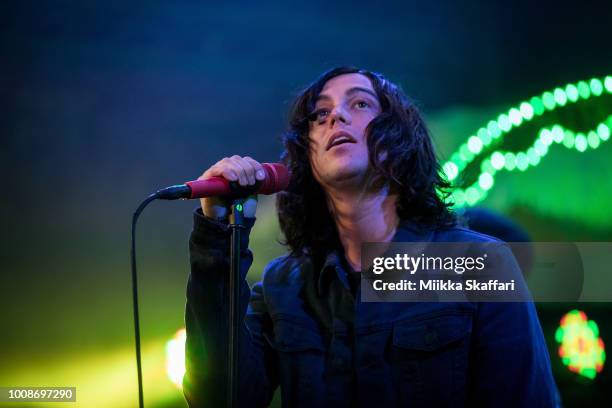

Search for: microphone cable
xmin=130 ymin=192 xmax=161 ymax=408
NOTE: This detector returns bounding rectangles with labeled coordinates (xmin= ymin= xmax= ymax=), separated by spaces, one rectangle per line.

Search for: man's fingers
xmin=227 ymin=156 xmax=250 ymax=186
xmin=244 ymin=156 xmax=266 ymax=181
xmin=199 ymin=156 xmax=264 ymax=186
xmin=197 ymin=157 xmax=261 ymax=220
xmin=199 ymin=164 xmax=237 ymax=181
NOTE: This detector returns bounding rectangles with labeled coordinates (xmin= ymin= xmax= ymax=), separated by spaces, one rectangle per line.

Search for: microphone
xmin=154 ymin=163 xmax=290 ymax=200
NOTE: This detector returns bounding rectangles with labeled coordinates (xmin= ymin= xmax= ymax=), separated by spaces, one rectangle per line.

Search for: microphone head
xmin=259 ymin=163 xmax=290 ymax=194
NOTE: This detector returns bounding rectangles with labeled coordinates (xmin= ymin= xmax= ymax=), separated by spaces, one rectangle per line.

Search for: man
xmin=183 ymin=67 xmax=559 ymax=407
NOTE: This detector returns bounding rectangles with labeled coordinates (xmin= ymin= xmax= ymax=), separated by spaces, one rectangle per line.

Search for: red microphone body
xmin=155 ymin=163 xmax=290 ymax=200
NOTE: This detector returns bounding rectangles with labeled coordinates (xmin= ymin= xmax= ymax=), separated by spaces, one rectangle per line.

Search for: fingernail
xmin=256 ymin=170 xmax=265 ymax=179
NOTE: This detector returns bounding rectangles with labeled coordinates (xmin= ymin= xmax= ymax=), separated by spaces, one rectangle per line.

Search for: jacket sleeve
xmin=183 ymin=208 xmax=278 ymax=407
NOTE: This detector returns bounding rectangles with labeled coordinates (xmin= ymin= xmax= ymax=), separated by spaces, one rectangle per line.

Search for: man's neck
xmin=325 ymin=185 xmax=399 ymax=272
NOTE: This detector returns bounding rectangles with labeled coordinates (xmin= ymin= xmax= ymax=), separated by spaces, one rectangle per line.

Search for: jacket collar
xmin=317 ymin=219 xmax=435 ymax=296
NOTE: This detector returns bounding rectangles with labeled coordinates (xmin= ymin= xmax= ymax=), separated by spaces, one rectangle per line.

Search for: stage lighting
xmin=556 ymin=310 xmax=605 ymax=380
xmin=166 ymin=328 xmax=187 ymax=389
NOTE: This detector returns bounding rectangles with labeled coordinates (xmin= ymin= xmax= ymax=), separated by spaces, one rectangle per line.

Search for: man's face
xmin=308 ymin=73 xmax=382 ymax=189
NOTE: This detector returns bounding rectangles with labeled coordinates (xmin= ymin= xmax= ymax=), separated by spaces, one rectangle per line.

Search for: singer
xmin=183 ymin=67 xmax=559 ymax=407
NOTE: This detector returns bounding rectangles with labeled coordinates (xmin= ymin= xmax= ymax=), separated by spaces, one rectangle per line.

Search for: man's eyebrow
xmin=315 ymin=87 xmax=379 ymax=103
xmin=345 ymin=87 xmax=378 ymax=100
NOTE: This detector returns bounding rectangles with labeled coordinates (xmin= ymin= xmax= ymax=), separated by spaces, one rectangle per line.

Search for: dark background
xmin=1 ymin=0 xmax=611 ymax=406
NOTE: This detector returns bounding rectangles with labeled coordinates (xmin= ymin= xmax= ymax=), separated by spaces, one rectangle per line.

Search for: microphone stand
xmin=227 ymin=199 xmax=245 ymax=408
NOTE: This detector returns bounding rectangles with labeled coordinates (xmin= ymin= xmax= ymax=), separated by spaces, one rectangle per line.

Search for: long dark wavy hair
xmin=277 ymin=66 xmax=455 ymax=258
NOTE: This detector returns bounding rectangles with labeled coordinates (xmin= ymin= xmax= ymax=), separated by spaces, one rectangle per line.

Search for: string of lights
xmin=442 ymin=76 xmax=612 ymax=207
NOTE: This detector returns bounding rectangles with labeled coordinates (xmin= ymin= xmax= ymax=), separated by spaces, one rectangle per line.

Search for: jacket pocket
xmin=393 ymin=312 xmax=472 ymax=351
xmin=390 ymin=312 xmax=473 ymax=407
xmin=266 ymin=318 xmax=326 ymax=352
xmin=265 ymin=318 xmax=327 ymax=407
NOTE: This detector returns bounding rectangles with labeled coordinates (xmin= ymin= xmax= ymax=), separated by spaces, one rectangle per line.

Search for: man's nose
xmin=329 ymin=106 xmax=350 ymax=126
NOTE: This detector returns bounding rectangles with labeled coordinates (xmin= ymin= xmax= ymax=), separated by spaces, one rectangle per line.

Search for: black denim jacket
xmin=183 ymin=209 xmax=559 ymax=407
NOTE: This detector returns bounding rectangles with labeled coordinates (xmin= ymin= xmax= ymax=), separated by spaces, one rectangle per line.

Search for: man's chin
xmin=325 ymin=167 xmax=370 ymax=188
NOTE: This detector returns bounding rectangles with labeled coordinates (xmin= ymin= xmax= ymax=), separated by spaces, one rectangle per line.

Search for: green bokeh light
xmin=565 ymin=83 xmax=579 ymax=102
xmin=553 ymin=88 xmax=567 ymax=106
xmin=542 ymin=91 xmax=556 ymax=110
xmin=515 ymin=152 xmax=529 ymax=171
xmin=497 ymin=114 xmax=511 ymax=132
xmin=556 ymin=310 xmax=605 ymax=380
xmin=597 ymin=123 xmax=610 ymax=141
xmin=443 ymin=162 xmax=459 ymax=181
xmin=590 ymin=78 xmax=603 ymax=96
xmin=465 ymin=187 xmax=481 ymax=206
xmin=491 ymin=152 xmax=505 ymax=170
xmin=530 ymin=96 xmax=545 ymax=116
xmin=477 ymin=127 xmax=491 ymax=146
xmin=487 ymin=120 xmax=502 ymax=138
xmin=478 ymin=172 xmax=494 ymax=190
xmin=575 ymin=134 xmax=587 ymax=152
xmin=519 ymin=102 xmax=534 ymax=120
xmin=509 ymin=107 xmax=523 ymax=126
xmin=587 ymin=131 xmax=600 ymax=149
xmin=605 ymin=76 xmax=612 ymax=93
xmin=467 ymin=135 xmax=483 ymax=154
xmin=577 ymin=81 xmax=591 ymax=99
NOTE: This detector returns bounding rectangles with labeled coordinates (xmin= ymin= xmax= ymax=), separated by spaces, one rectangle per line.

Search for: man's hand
xmin=198 ymin=155 xmax=266 ymax=220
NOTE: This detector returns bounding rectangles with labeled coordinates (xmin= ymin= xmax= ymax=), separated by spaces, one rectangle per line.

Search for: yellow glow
xmin=1 ymin=339 xmax=184 ymax=407
xmin=166 ymin=328 xmax=187 ymax=389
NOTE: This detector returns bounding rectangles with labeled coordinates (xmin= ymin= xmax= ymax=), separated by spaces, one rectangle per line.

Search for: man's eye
xmin=309 ymin=109 xmax=329 ymax=122
xmin=318 ymin=109 xmax=329 ymax=118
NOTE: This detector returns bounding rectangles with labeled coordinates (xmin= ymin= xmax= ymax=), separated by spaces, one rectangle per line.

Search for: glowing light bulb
xmin=605 ymin=76 xmax=612 ymax=93
xmin=487 ymin=120 xmax=502 ymax=139
xmin=553 ymin=88 xmax=567 ymax=106
xmin=166 ymin=328 xmax=187 ymax=389
xmin=509 ymin=108 xmax=522 ymax=126
xmin=530 ymin=96 xmax=545 ymax=116
xmin=575 ymin=134 xmax=587 ymax=152
xmin=465 ymin=187 xmax=481 ymax=206
xmin=480 ymin=158 xmax=495 ymax=175
xmin=498 ymin=114 xmax=511 ymax=132
xmin=597 ymin=123 xmax=610 ymax=141
xmin=452 ymin=190 xmax=465 ymax=206
xmin=477 ymin=128 xmax=492 ymax=146
xmin=539 ymin=129 xmax=553 ymax=146
xmin=479 ymin=172 xmax=494 ymax=190
xmin=491 ymin=152 xmax=505 ymax=170
xmin=565 ymin=83 xmax=579 ymax=102
xmin=589 ymin=78 xmax=603 ymax=96
xmin=443 ymin=162 xmax=459 ymax=181
xmin=527 ymin=147 xmax=540 ymax=166
xmin=519 ymin=102 xmax=534 ymax=120
xmin=542 ymin=91 xmax=556 ymax=110
xmin=468 ymin=136 xmax=483 ymax=154
xmin=577 ymin=81 xmax=590 ymax=99
xmin=516 ymin=152 xmax=529 ymax=171
xmin=534 ymin=139 xmax=548 ymax=156
xmin=551 ymin=125 xmax=564 ymax=143
xmin=587 ymin=131 xmax=600 ymax=149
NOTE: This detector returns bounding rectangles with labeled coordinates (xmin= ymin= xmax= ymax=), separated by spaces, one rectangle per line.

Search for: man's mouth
xmin=326 ymin=131 xmax=356 ymax=151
